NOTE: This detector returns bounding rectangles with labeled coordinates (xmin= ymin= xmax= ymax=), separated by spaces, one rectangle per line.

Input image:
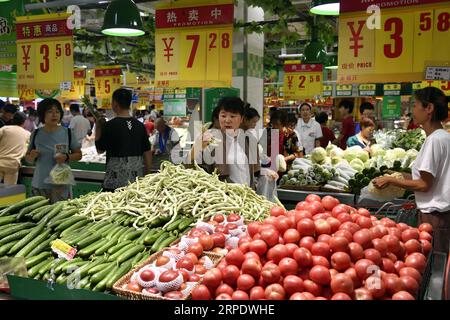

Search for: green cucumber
xmin=78 ymin=238 xmax=109 ymax=258
xmin=94 ymin=239 xmax=118 ymax=256
xmin=106 ymin=240 xmax=132 ymax=255
xmin=107 ymin=242 xmax=134 ymax=261
xmin=62 ymin=260 xmax=88 ymax=274
xmin=88 ymin=262 xmax=112 ymax=276
xmin=0 ymin=241 xmax=18 ymax=257
xmin=156 ymin=235 xmax=178 ymax=252
xmin=8 ymin=224 xmax=45 ymax=255
xmin=118 ymin=228 xmax=137 ymax=242
xmin=27 ymin=234 xmax=58 ymax=257
xmin=28 ymin=258 xmax=52 ymax=278
xmin=59 ymin=220 xmax=90 ymax=238
xmin=25 ymin=251 xmax=51 ymax=269
xmin=150 ymin=231 xmax=170 ymax=253
xmin=144 ymin=229 xmax=164 ymax=246
xmin=149 ymin=217 xmax=162 ymax=228
xmin=105 ymin=225 xmax=124 ymax=239
xmin=165 ymin=218 xmax=184 ymax=231
xmin=55 ymin=216 xmax=86 ymax=233
xmin=93 ymin=223 xmax=115 ymax=235
xmin=106 ymin=261 xmax=131 ymax=290
xmin=38 ymin=258 xmax=56 ymax=276
xmin=75 ymin=234 xmax=102 ymax=249
xmin=78 ymin=276 xmax=91 ymax=289
xmin=0 ymin=229 xmax=31 ymax=246
xmin=48 ymin=209 xmax=78 ymax=226
xmin=136 ymin=229 xmax=152 ymax=244
xmin=67 ymin=257 xmax=106 ymax=281
xmin=14 ymin=229 xmax=51 ymax=257
xmin=29 ymin=204 xmax=53 ymax=221
xmin=109 ymin=227 xmax=128 ymax=242
xmin=91 ymin=263 xmax=115 ymax=285
xmin=56 ymin=273 xmax=68 ymax=285
xmin=19 ymin=200 xmax=50 ymax=220
xmin=39 ymin=202 xmax=64 ymax=223
xmin=123 ymin=229 xmax=145 ymax=241
xmin=0 ymin=222 xmax=35 ymax=239
xmin=116 ymin=244 xmax=145 ymax=264
xmin=0 ymin=216 xmax=16 ymax=227
xmin=2 ymin=196 xmax=46 ymax=216
xmin=54 ymin=257 xmax=82 ymax=274
xmin=130 ymin=252 xmax=145 ymax=266
xmin=178 ymin=218 xmax=194 ymax=231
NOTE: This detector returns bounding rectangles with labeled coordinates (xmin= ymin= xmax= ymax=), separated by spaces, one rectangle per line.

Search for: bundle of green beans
xmin=66 ymin=162 xmax=280 ymax=228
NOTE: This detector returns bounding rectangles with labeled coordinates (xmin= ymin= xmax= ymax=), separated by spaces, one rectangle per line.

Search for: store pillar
xmin=233 ymin=1 xmax=264 ymax=129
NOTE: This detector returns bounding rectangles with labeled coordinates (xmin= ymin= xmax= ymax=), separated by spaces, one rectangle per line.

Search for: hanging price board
xmin=412 ymin=80 xmax=450 ymax=94
xmin=283 ymin=63 xmax=323 ymax=99
xmin=155 ymin=0 xmax=233 ymax=88
xmin=94 ymin=66 xmax=122 ymax=108
xmin=336 ymin=85 xmax=353 ymax=96
xmin=338 ymin=0 xmax=450 ymax=84
xmin=359 ymin=84 xmax=377 ymax=96
xmin=16 ymin=13 xmax=74 ymax=90
xmin=60 ymin=69 xmax=85 ymax=100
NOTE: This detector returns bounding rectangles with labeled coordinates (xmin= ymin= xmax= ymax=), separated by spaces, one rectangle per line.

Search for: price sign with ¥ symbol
xmin=16 ymin=13 xmax=74 ymax=90
xmin=283 ymin=63 xmax=323 ymax=99
xmin=155 ymin=1 xmax=234 ymax=88
xmin=94 ymin=66 xmax=122 ymax=108
xmin=60 ymin=69 xmax=86 ymax=100
xmin=338 ymin=0 xmax=450 ymax=84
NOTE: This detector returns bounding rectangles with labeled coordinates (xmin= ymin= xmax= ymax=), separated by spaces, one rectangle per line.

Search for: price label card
xmin=155 ymin=1 xmax=233 ymax=88
xmin=412 ymin=80 xmax=450 ymax=94
xmin=94 ymin=66 xmax=122 ymax=108
xmin=51 ymin=239 xmax=77 ymax=261
xmin=60 ymin=69 xmax=86 ymax=100
xmin=16 ymin=13 xmax=74 ymax=90
xmin=383 ymin=83 xmax=401 ymax=96
xmin=425 ymin=66 xmax=450 ymax=80
xmin=322 ymin=85 xmax=333 ymax=97
xmin=338 ymin=0 xmax=450 ymax=84
xmin=359 ymin=84 xmax=377 ymax=96
xmin=283 ymin=63 xmax=323 ymax=99
xmin=336 ymin=84 xmax=353 ymax=96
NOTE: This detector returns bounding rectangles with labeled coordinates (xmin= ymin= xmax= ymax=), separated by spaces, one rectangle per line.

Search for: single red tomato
xmin=392 ymin=291 xmax=415 ymax=300
xmin=340 ymin=222 xmax=361 ymax=235
xmin=303 ymin=280 xmax=322 ymax=297
xmin=331 ymin=252 xmax=352 ymax=272
xmin=221 ymin=265 xmax=240 ymax=286
xmin=312 ymin=255 xmax=331 ymax=268
xmin=283 ymin=275 xmax=304 ymax=296
xmin=344 ymin=267 xmax=362 ymax=289
xmin=420 ymin=239 xmax=432 ymax=255
xmin=418 ymin=223 xmax=433 ymax=234
xmin=329 ymin=236 xmax=349 ymax=253
xmin=216 ymin=293 xmax=232 ymax=300
xmin=202 ymin=268 xmax=222 ymax=289
xmin=241 ymin=258 xmax=262 ymax=279
xmin=249 ymin=286 xmax=265 ymax=300
xmin=261 ymin=262 xmax=281 ymax=284
xmin=383 ymin=235 xmax=401 ymax=254
xmin=381 ymin=258 xmax=396 ymax=274
xmin=297 ymin=218 xmax=315 ymax=237
xmin=249 ymin=239 xmax=268 ymax=256
xmin=354 ymin=287 xmax=373 ymax=300
xmin=309 ymin=265 xmax=331 ymax=286
xmin=127 ymin=282 xmax=142 ymax=292
xmin=299 ymin=236 xmax=315 ymax=251
xmin=405 ymin=254 xmax=426 ymax=274
xmin=225 ymin=248 xmax=245 ymax=268
xmin=260 ymin=228 xmax=280 ymax=247
xmin=314 ymin=219 xmax=331 ymax=235
xmin=247 ymin=222 xmax=262 ymax=237
xmin=365 ymin=275 xmax=386 ymax=299
xmin=283 ymin=229 xmax=301 ymax=244
xmin=278 ymin=257 xmax=298 ymax=277
xmin=293 ymin=247 xmax=313 ymax=267
xmin=215 ymin=283 xmax=234 ymax=297
xmin=327 ymin=217 xmax=341 ymax=234
xmin=399 ymin=275 xmax=419 ymax=295
xmin=357 ymin=208 xmax=371 ymax=217
xmin=419 ymin=231 xmax=432 ymax=242
xmin=237 ymin=274 xmax=256 ymax=292
xmin=348 ymin=242 xmax=365 ymax=262
xmin=211 ymin=233 xmax=226 ymax=248
xmin=267 ymin=244 xmax=289 ymax=264
xmin=311 ymin=242 xmax=331 ymax=258
xmin=336 ymin=213 xmax=352 ymax=223
xmin=333 ymin=230 xmax=353 ymax=243
xmin=317 ymin=234 xmax=332 ymax=244
xmin=399 ymin=267 xmax=422 ymax=283
xmin=330 ymin=273 xmax=354 ymax=295
xmin=306 ymin=194 xmax=321 ymax=203
xmin=364 ymin=248 xmax=382 ymax=266
xmin=187 ymin=243 xmax=204 ymax=257
xmin=322 ymin=196 xmax=340 ymax=211
xmin=191 ymin=285 xmax=212 ymax=300
xmin=383 ymin=273 xmax=403 ymax=296
xmin=353 ymin=229 xmax=372 ymax=249
xmin=232 ymin=290 xmax=249 ymax=300
xmin=265 ymin=284 xmax=285 ymax=300
xmin=354 ymin=259 xmax=377 ymax=281
xmin=404 ymin=239 xmax=422 ymax=254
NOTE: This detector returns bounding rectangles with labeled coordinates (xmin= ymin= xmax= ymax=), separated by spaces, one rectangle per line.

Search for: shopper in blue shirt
xmin=25 ymin=99 xmax=82 ymax=203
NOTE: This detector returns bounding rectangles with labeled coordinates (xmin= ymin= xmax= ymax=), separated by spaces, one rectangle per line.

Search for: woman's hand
xmin=372 ymin=176 xmax=392 ymax=189
xmin=55 ymin=153 xmax=68 ymax=165
xmin=28 ymin=149 xmax=40 ymax=162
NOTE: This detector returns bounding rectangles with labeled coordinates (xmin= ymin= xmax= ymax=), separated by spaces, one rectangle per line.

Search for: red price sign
xmin=94 ymin=66 xmax=122 ymax=108
xmin=338 ymin=0 xmax=450 ymax=83
xmin=283 ymin=63 xmax=323 ymax=99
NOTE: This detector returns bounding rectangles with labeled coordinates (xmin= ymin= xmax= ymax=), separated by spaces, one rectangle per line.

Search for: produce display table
xmin=0 ymin=184 xmax=26 ymax=206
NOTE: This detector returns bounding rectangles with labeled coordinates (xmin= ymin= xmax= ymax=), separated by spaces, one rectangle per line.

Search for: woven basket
xmin=113 ymin=250 xmax=224 ymax=300
xmin=279 ymin=184 xmax=322 ymax=191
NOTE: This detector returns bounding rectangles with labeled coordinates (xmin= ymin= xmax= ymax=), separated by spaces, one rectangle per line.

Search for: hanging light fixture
xmin=303 ymin=26 xmax=328 ymax=64
xmin=101 ymin=0 xmax=145 ymax=37
xmin=325 ymin=54 xmax=338 ymax=69
xmin=310 ymin=0 xmax=340 ymax=16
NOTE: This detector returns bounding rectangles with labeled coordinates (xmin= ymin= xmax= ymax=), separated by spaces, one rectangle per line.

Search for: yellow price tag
xmin=94 ymin=66 xmax=122 ymax=108
xmin=283 ymin=63 xmax=323 ymax=99
xmin=19 ymin=88 xmax=35 ymax=100
xmin=155 ymin=1 xmax=233 ymax=88
xmin=51 ymin=239 xmax=77 ymax=260
xmin=338 ymin=1 xmax=450 ymax=83
xmin=16 ymin=13 xmax=74 ymax=90
xmin=60 ymin=69 xmax=85 ymax=100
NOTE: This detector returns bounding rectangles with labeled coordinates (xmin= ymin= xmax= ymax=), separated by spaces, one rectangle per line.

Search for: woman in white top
xmin=295 ymin=103 xmax=323 ymax=155
xmin=373 ymin=87 xmax=450 ymax=254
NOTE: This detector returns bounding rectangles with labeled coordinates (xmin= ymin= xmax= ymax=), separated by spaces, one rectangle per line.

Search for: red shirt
xmin=144 ymin=120 xmax=154 ymax=135
xmin=408 ymin=122 xmax=420 ymax=130
xmin=340 ymin=116 xmax=355 ymax=150
xmin=320 ymin=126 xmax=336 ymax=148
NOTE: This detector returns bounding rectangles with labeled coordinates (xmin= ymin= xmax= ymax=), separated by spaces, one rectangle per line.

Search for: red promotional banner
xmin=94 ymin=67 xmax=122 ymax=77
xmin=155 ymin=4 xmax=234 ymax=29
xmin=16 ymin=19 xmax=72 ymax=40
xmin=340 ymin=0 xmax=448 ymax=13
xmin=284 ymin=64 xmax=323 ymax=73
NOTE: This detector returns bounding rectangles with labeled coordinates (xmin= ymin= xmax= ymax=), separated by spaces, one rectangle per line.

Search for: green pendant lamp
xmin=303 ymin=26 xmax=328 ymax=64
xmin=325 ymin=54 xmax=338 ymax=69
xmin=310 ymin=0 xmax=340 ymax=16
xmin=102 ymin=0 xmax=145 ymax=37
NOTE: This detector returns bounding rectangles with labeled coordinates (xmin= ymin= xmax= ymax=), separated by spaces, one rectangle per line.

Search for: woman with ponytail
xmin=373 ymin=87 xmax=450 ymax=255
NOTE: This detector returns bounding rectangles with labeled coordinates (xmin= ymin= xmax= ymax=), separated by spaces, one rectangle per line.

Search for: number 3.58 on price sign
xmin=16 ymin=13 xmax=74 ymax=90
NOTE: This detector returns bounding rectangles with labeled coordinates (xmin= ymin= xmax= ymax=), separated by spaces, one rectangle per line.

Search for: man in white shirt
xmin=69 ymin=104 xmax=91 ymax=145
xmin=295 ymin=102 xmax=323 ymax=155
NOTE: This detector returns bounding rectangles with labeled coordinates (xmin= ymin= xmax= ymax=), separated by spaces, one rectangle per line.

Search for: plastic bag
xmin=276 ymin=154 xmax=287 ymax=172
xmin=359 ymin=182 xmax=406 ymax=202
xmin=256 ymin=172 xmax=278 ymax=202
xmin=44 ymin=163 xmax=75 ymax=186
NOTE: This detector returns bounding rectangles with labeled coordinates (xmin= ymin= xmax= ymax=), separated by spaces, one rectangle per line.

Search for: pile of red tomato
xmin=191 ymin=194 xmax=433 ymax=300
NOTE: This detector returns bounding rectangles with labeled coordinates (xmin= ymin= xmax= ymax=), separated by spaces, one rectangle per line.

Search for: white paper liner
xmin=229 ymin=228 xmax=244 ymax=237
xmin=202 ymin=255 xmax=215 ymax=270
xmin=178 ymin=236 xmax=199 ymax=252
xmin=156 ymin=272 xmax=184 ymax=293
xmin=181 ymin=282 xmax=198 ymax=297
xmin=142 ymin=288 xmax=162 ymax=297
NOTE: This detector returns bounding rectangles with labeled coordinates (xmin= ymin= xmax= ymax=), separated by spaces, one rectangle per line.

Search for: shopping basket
xmin=373 ymin=194 xmax=418 ymax=227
